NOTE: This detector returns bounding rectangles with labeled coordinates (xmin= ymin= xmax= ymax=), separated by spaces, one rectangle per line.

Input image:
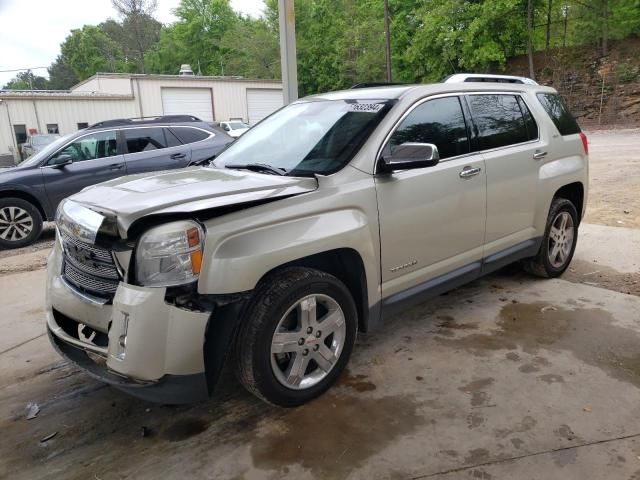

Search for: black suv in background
xmin=0 ymin=115 xmax=233 ymax=249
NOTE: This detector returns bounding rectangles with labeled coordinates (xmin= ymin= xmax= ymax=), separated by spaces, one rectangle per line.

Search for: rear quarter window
xmin=536 ymin=93 xmax=581 ymax=135
xmin=171 ymin=127 xmax=211 ymax=144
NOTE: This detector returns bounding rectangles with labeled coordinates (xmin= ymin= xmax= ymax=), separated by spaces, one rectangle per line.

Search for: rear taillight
xmin=579 ymin=132 xmax=588 ymax=155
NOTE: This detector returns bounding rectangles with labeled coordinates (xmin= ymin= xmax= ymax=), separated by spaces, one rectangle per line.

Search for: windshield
xmin=213 ymin=99 xmax=392 ymax=176
xmin=18 ymin=134 xmax=72 ymax=167
xmin=229 ymin=122 xmax=249 ymax=130
xmin=33 ymin=134 xmax=60 ymax=146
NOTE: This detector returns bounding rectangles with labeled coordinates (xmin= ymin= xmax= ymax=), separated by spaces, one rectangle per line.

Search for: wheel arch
xmin=553 ymin=182 xmax=584 ymax=223
xmin=258 ymin=248 xmax=371 ymax=333
xmin=0 ymin=189 xmax=47 ymax=221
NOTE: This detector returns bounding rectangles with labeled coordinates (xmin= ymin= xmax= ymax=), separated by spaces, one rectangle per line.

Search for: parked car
xmin=21 ymin=134 xmax=61 ymax=160
xmin=0 ymin=115 xmax=233 ymax=249
xmin=47 ymin=75 xmax=588 ymax=406
xmin=220 ymin=120 xmax=250 ymax=137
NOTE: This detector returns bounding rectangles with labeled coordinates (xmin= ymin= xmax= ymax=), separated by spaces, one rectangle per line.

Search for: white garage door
xmin=161 ymin=88 xmax=213 ymax=122
xmin=247 ymin=89 xmax=284 ymax=125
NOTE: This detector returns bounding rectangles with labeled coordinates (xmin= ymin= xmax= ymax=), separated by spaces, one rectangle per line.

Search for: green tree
xmin=61 ymin=25 xmax=128 ymax=80
xmin=3 ymin=71 xmax=49 ymax=90
xmin=47 ymin=55 xmax=80 ymax=89
xmin=111 ymin=0 xmax=162 ymax=72
xmin=220 ymin=16 xmax=280 ymax=78
xmin=147 ymin=0 xmax=238 ymax=75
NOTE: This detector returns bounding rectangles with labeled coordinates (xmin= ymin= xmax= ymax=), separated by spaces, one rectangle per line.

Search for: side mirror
xmin=379 ymin=142 xmax=440 ymax=173
xmin=49 ymin=154 xmax=73 ymax=168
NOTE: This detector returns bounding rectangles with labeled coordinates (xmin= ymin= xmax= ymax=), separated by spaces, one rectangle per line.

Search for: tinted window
xmin=164 ymin=128 xmax=183 ymax=147
xmin=516 ymin=97 xmax=538 ymax=141
xmin=536 ymin=93 xmax=581 ymax=135
xmin=468 ymin=95 xmax=529 ymax=150
xmin=171 ymin=127 xmax=210 ymax=144
xmin=49 ymin=131 xmax=118 ymax=163
xmin=124 ymin=128 xmax=167 ymax=154
xmin=389 ymin=97 xmax=470 ymax=160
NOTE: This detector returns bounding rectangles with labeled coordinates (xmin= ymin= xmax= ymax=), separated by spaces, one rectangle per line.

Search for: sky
xmin=0 ymin=0 xmax=266 ymax=87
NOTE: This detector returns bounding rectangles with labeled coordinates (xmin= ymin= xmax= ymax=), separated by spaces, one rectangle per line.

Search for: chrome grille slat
xmin=60 ymin=231 xmax=121 ymax=301
xmin=63 ymin=261 xmax=119 ymax=295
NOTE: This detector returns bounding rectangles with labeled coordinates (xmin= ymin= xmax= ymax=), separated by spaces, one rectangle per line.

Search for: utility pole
xmin=278 ymin=0 xmax=298 ymax=104
xmin=384 ymin=0 xmax=392 ymax=82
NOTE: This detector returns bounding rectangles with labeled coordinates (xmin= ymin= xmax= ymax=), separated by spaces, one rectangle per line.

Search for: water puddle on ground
xmin=250 ymin=375 xmax=424 ymax=478
xmin=436 ymin=302 xmax=640 ymax=388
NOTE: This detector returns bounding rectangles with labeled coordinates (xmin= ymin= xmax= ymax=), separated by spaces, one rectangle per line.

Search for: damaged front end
xmin=46 ymin=199 xmax=250 ymax=403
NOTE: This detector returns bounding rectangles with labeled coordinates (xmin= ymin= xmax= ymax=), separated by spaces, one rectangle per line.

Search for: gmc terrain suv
xmin=0 ymin=115 xmax=232 ymax=249
xmin=46 ymin=76 xmax=588 ymax=406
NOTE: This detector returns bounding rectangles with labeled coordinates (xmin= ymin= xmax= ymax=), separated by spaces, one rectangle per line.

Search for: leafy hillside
xmin=508 ymin=37 xmax=640 ymax=126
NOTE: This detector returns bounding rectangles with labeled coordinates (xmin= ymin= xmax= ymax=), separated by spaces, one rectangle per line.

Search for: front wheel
xmin=0 ymin=198 xmax=43 ymax=249
xmin=523 ymin=197 xmax=578 ymax=278
xmin=235 ymin=267 xmax=357 ymax=407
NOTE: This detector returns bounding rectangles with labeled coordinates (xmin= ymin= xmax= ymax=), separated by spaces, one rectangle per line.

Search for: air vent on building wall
xmin=179 ymin=64 xmax=194 ymax=76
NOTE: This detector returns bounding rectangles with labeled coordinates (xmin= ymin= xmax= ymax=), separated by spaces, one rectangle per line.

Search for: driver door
xmin=375 ymin=95 xmax=487 ymax=305
xmin=41 ymin=130 xmax=126 ymax=209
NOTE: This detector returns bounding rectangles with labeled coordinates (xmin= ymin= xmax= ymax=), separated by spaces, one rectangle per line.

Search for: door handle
xmin=110 ymin=163 xmax=124 ymax=170
xmin=459 ymin=166 xmax=482 ymax=178
xmin=171 ymin=153 xmax=187 ymax=160
xmin=533 ymin=150 xmax=548 ymax=160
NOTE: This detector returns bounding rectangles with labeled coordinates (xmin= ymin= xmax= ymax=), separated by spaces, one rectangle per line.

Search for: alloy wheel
xmin=0 ymin=206 xmax=34 ymax=242
xmin=270 ymin=294 xmax=346 ymax=390
xmin=547 ymin=211 xmax=574 ymax=268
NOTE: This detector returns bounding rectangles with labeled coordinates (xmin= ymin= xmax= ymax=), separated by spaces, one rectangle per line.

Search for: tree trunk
xmin=545 ymin=0 xmax=553 ymax=50
xmin=527 ymin=0 xmax=535 ymax=79
xmin=602 ymin=0 xmax=609 ymax=56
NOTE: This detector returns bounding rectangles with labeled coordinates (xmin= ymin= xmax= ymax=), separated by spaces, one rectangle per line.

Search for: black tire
xmin=0 ymin=197 xmax=43 ymax=249
xmin=234 ymin=267 xmax=357 ymax=407
xmin=523 ymin=197 xmax=578 ymax=278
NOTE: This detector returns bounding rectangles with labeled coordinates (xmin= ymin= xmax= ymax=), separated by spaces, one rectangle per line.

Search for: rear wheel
xmin=0 ymin=198 xmax=43 ymax=249
xmin=523 ymin=197 xmax=578 ymax=278
xmin=235 ymin=267 xmax=357 ymax=407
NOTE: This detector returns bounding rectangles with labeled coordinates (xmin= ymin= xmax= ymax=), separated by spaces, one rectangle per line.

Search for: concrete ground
xmin=1 ymin=130 xmax=639 ymax=480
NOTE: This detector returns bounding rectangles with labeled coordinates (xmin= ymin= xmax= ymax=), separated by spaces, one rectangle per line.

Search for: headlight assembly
xmin=135 ymin=220 xmax=205 ymax=287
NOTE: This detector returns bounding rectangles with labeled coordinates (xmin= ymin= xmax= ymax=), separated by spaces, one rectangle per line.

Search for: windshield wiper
xmin=224 ymin=163 xmax=288 ymax=176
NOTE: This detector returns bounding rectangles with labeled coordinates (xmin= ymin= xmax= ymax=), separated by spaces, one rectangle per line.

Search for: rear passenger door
xmin=465 ymin=94 xmax=543 ymax=256
xmin=122 ymin=127 xmax=191 ymax=175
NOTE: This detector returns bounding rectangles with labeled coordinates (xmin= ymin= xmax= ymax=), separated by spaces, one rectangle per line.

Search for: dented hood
xmin=69 ymin=167 xmax=318 ymax=233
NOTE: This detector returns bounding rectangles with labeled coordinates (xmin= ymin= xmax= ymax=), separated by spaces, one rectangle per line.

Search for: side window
xmin=468 ymin=95 xmax=529 ymax=150
xmin=536 ymin=93 xmax=581 ymax=135
xmin=171 ymin=127 xmax=211 ymax=145
xmin=124 ymin=128 xmax=168 ymax=154
xmin=49 ymin=131 xmax=118 ymax=164
xmin=389 ymin=96 xmax=470 ymax=160
xmin=516 ymin=96 xmax=539 ymax=141
xmin=164 ymin=128 xmax=183 ymax=147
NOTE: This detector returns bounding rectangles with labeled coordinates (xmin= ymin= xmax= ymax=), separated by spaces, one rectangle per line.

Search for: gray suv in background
xmin=0 ymin=115 xmax=233 ymax=249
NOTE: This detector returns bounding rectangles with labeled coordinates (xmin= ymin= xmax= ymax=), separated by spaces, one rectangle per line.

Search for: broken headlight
xmin=135 ymin=220 xmax=205 ymax=287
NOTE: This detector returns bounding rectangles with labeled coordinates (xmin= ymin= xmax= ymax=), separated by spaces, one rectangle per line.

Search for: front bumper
xmin=46 ymin=241 xmax=211 ymax=404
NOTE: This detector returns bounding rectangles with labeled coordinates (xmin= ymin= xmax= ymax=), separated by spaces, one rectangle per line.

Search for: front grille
xmin=61 ymin=231 xmax=121 ymax=301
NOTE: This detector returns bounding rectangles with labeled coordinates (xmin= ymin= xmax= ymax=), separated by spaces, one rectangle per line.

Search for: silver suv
xmin=46 ymin=76 xmax=588 ymax=406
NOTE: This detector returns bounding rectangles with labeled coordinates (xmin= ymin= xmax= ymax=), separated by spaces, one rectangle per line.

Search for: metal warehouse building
xmin=0 ymin=73 xmax=284 ymax=164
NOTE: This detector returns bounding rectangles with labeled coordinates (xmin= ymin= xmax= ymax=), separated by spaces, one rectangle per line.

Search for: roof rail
xmin=443 ymin=74 xmax=538 ymax=85
xmin=88 ymin=115 xmax=202 ymax=129
xmin=350 ymin=82 xmax=406 ymax=89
